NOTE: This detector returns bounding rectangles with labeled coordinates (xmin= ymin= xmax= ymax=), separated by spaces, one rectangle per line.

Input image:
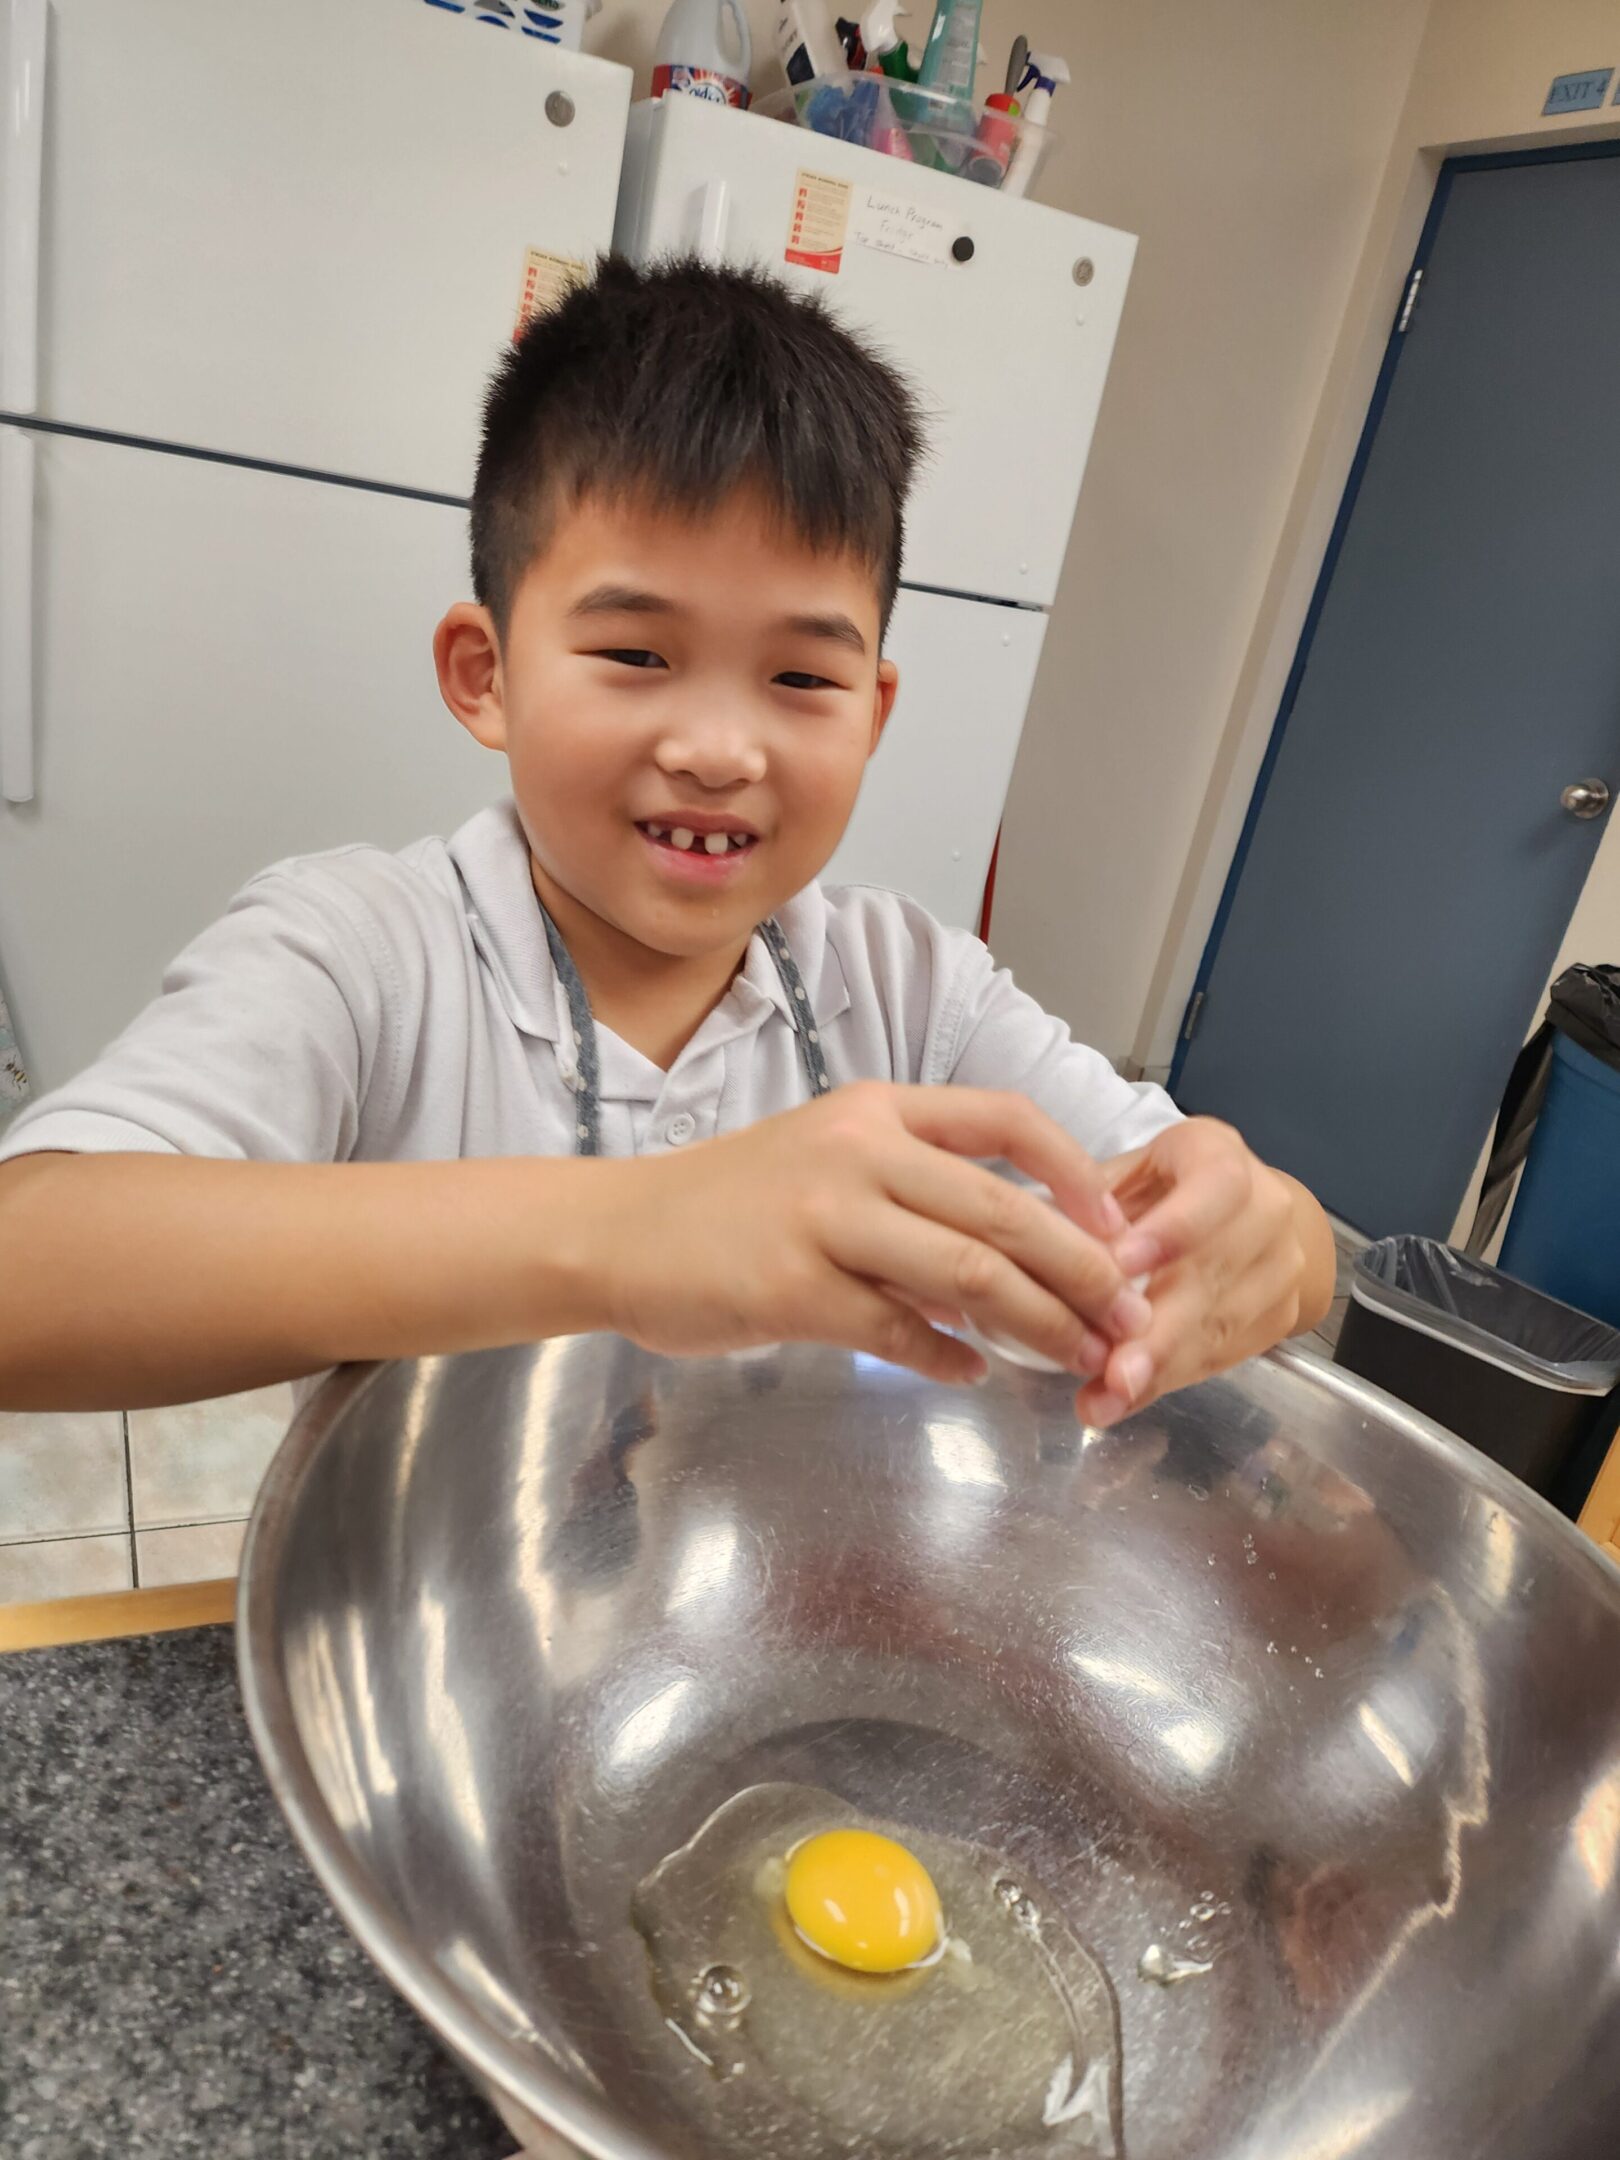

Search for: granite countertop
xmin=0 ymin=1626 xmax=514 ymax=2160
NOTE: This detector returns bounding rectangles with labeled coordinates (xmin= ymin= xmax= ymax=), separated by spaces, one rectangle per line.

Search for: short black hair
xmin=470 ymin=255 xmax=925 ymax=641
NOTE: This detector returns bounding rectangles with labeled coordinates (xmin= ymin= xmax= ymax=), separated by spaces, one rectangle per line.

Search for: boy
xmin=0 ymin=260 xmax=1333 ymax=1422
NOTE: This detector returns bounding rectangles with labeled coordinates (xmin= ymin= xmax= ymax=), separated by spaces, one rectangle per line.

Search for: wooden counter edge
xmin=1578 ymin=1430 xmax=1620 ymax=1555
xmin=0 ymin=1577 xmax=237 ymax=1653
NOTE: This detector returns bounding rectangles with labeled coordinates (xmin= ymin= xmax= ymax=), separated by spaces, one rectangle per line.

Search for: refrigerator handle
xmin=2 ymin=0 xmax=48 ymax=414
xmin=690 ymin=177 xmax=731 ymax=265
xmin=0 ymin=427 xmax=36 ymax=803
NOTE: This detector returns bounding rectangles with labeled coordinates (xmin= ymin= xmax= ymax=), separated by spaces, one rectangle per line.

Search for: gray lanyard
xmin=538 ymin=908 xmax=832 ymax=1157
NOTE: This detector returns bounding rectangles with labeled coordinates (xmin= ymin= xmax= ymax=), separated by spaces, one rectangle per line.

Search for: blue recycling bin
xmin=1499 ymin=1031 xmax=1620 ymax=1329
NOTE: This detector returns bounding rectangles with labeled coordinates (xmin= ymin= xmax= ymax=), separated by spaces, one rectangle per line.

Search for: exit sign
xmin=1543 ymin=67 xmax=1614 ymax=115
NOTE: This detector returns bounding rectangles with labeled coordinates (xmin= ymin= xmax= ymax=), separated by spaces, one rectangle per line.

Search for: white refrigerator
xmin=615 ymin=93 xmax=1136 ymax=930
xmin=0 ymin=0 xmax=631 ymax=1090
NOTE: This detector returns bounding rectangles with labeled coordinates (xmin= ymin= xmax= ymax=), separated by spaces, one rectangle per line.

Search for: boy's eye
xmin=598 ymin=648 xmax=668 ymax=670
xmin=776 ymin=671 xmax=840 ymax=692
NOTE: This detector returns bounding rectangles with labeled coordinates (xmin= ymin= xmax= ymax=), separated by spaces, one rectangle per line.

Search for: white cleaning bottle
xmin=1002 ymin=47 xmax=1069 ymax=197
xmin=776 ymin=0 xmax=844 ymax=87
xmin=653 ymin=0 xmax=754 ymax=108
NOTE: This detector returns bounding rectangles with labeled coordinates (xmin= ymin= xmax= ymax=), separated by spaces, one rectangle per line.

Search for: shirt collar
xmin=774 ymin=880 xmax=852 ymax=1028
xmin=448 ymin=798 xmax=852 ymax=1042
xmin=450 ymin=800 xmax=566 ymax=1042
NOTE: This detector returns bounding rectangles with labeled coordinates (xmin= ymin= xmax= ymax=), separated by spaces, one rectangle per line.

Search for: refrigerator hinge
xmin=1180 ymin=990 xmax=1207 ymax=1046
xmin=1396 ymin=266 xmax=1424 ymax=334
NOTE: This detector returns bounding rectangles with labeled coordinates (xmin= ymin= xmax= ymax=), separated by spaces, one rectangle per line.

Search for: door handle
xmin=2 ymin=0 xmax=48 ymax=415
xmin=689 ymin=177 xmax=730 ymax=263
xmin=1561 ymin=778 xmax=1611 ymax=821
xmin=0 ymin=425 xmax=36 ymax=803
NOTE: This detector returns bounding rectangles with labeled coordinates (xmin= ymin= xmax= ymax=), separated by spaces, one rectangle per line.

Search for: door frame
xmin=1168 ymin=133 xmax=1620 ymax=1095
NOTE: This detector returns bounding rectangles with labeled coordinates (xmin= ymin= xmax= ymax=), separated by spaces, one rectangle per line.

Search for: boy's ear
xmin=871 ymin=657 xmax=900 ymax=754
xmin=434 ymin=603 xmax=508 ymax=752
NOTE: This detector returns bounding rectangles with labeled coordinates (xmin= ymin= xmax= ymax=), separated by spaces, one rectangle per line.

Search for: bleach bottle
xmin=653 ymin=0 xmax=753 ymax=108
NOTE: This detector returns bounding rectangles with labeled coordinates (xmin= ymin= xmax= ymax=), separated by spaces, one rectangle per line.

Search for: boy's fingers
xmin=884 ymin=1285 xmax=970 ymax=1333
xmin=1082 ymin=1246 xmax=1304 ymax=1423
xmin=890 ymin=1086 xmax=1122 ymax=1241
xmin=880 ymin=1140 xmax=1143 ymax=1345
xmin=1107 ymin=1133 xmax=1254 ymax=1277
xmin=838 ymin=1205 xmax=1117 ymax=1375
xmin=819 ymin=1279 xmax=988 ymax=1387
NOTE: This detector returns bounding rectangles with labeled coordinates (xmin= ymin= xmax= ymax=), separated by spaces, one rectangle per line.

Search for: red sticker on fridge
xmin=786 ymin=169 xmax=850 ymax=275
xmin=514 ymin=248 xmax=588 ymax=339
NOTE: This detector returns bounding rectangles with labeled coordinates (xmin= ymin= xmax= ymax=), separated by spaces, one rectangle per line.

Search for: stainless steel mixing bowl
xmin=238 ymin=1338 xmax=1620 ymax=2159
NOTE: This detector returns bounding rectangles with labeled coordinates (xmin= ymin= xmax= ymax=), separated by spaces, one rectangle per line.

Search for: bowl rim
xmin=236 ymin=1339 xmax=1620 ymax=2156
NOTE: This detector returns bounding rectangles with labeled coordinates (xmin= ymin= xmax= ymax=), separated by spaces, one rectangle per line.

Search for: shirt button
xmin=666 ymin=1112 xmax=697 ymax=1146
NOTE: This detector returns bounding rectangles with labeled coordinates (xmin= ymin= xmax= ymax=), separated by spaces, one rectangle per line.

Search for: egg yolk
xmin=784 ymin=1829 xmax=943 ymax=1974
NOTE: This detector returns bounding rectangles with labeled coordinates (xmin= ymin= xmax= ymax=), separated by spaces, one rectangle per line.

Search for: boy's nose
xmin=652 ymin=720 xmax=767 ymax=790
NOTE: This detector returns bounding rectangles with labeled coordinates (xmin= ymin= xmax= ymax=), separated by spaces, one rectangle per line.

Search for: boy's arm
xmin=0 ymin=1085 xmax=1149 ymax=1411
xmin=0 ymin=1151 xmax=608 ymax=1409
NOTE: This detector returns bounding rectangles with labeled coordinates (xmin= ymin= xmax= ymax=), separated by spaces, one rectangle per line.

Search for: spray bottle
xmin=859 ymin=1 xmax=909 ymax=69
xmin=1002 ymin=47 xmax=1068 ymax=196
xmin=653 ymin=0 xmax=753 ymax=108
xmin=833 ymin=0 xmax=910 ymax=156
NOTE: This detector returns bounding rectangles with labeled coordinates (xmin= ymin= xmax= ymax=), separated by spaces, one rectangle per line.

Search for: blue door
xmin=1174 ymin=145 xmax=1620 ymax=1237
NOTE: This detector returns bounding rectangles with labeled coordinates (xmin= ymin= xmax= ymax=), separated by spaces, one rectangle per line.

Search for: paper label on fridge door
xmin=514 ymin=249 xmax=589 ymax=339
xmin=786 ymin=170 xmax=851 ymax=275
xmin=849 ymin=187 xmax=953 ymax=268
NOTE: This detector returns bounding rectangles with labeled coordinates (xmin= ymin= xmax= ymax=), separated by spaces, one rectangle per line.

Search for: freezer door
xmin=2 ymin=0 xmax=629 ymax=494
xmin=0 ymin=431 xmax=501 ymax=1091
xmin=823 ymin=587 xmax=1047 ymax=928
xmin=616 ymin=99 xmax=1135 ymax=608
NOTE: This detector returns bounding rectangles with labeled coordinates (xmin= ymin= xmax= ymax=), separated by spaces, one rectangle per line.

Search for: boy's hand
xmin=592 ymin=1082 xmax=1151 ymax=1386
xmin=1076 ymin=1117 xmax=1335 ymax=1427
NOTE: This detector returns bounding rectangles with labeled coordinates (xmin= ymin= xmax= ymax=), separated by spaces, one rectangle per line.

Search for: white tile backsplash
xmin=128 ymin=1383 xmax=294 ymax=1529
xmin=136 ymin=1519 xmax=247 ymax=1589
xmin=0 ymin=1534 xmax=133 ymax=1601
xmin=0 ymin=1411 xmax=128 ymax=1541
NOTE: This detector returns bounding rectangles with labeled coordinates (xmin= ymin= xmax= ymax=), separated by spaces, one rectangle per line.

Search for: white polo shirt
xmin=0 ymin=801 xmax=1180 ymax=1169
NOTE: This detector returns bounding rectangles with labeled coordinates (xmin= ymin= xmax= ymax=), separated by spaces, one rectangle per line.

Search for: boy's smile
xmin=436 ymin=486 xmax=898 ymax=1061
xmin=634 ymin=812 xmax=760 ymax=884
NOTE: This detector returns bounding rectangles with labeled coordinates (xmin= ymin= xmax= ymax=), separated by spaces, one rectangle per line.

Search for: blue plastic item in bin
xmin=1470 ymin=963 xmax=1620 ymax=1326
xmin=1499 ymin=1030 xmax=1620 ymax=1328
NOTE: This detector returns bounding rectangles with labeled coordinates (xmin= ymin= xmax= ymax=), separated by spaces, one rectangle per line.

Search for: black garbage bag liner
xmin=1354 ymin=1234 xmax=1620 ymax=1393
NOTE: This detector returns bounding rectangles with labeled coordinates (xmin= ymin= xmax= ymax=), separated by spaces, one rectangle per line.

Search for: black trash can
xmin=1334 ymin=1236 xmax=1620 ymax=1500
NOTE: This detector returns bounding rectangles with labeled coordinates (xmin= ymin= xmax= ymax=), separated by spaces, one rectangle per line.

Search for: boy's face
xmin=436 ymin=488 xmax=897 ymax=960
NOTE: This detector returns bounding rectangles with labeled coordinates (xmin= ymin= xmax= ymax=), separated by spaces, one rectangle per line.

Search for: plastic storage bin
xmin=756 ymin=72 xmax=1054 ymax=191
xmin=1498 ymin=1031 xmax=1620 ymax=1328
xmin=1334 ymin=1236 xmax=1620 ymax=1496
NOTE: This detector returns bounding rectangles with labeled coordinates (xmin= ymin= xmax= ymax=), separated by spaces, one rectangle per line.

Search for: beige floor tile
xmin=0 ymin=1410 xmax=128 ymax=1542
xmin=128 ymin=1382 xmax=294 ymax=1529
xmin=0 ymin=1534 xmax=134 ymax=1602
xmin=136 ymin=1519 xmax=247 ymax=1589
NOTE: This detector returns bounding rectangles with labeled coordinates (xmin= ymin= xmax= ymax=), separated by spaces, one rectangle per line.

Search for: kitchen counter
xmin=0 ymin=1623 xmax=513 ymax=2159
